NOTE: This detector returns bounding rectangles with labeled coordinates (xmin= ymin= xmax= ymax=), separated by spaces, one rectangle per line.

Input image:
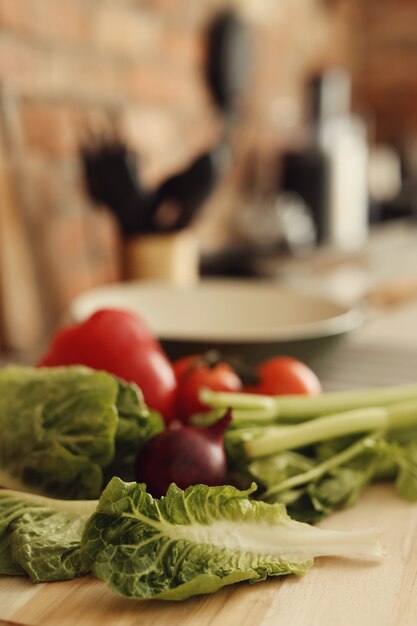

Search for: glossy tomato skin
xmin=173 ymin=354 xmax=242 ymax=422
xmin=245 ymin=356 xmax=322 ymax=396
xmin=172 ymin=355 xmax=199 ymax=383
xmin=38 ymin=309 xmax=177 ymax=419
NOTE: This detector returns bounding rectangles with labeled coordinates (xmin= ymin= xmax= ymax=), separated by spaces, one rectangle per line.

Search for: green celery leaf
xmin=394 ymin=443 xmax=417 ymax=500
xmin=0 ymin=489 xmax=96 ymax=582
xmin=259 ymin=437 xmax=383 ymax=523
xmin=280 ymin=492 xmax=325 ymax=524
xmin=248 ymin=451 xmax=314 ymax=490
xmin=307 ymin=466 xmax=371 ymax=517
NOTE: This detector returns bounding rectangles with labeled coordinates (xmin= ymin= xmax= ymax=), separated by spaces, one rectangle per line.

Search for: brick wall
xmin=352 ymin=0 xmax=417 ymax=157
xmin=0 ymin=0 xmax=353 ymax=339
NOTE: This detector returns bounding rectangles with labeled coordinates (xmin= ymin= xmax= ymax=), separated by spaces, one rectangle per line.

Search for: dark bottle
xmin=280 ymin=148 xmax=330 ymax=244
xmin=281 ymin=69 xmax=368 ymax=249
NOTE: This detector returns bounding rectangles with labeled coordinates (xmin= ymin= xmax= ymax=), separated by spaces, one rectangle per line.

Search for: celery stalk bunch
xmin=201 ymin=385 xmax=417 ymax=522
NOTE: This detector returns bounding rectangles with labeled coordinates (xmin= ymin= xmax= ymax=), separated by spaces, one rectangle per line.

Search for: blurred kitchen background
xmin=1 ymin=0 xmax=417 ymax=354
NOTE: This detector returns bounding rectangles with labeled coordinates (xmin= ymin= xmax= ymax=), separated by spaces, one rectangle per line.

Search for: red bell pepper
xmin=38 ymin=309 xmax=177 ymax=420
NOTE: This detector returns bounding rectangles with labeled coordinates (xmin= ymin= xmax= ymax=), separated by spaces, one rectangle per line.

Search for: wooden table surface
xmin=0 ymin=483 xmax=416 ymax=626
xmin=2 ymin=282 xmax=417 ymax=625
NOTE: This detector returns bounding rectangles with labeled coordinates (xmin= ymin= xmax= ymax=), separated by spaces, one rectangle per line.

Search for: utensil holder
xmin=124 ymin=229 xmax=200 ymax=286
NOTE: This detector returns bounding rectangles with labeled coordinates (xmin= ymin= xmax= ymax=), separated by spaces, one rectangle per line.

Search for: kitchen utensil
xmin=205 ymin=10 xmax=252 ymax=116
xmin=124 ymin=228 xmax=199 ymax=286
xmin=148 ymin=144 xmax=228 ymax=232
xmin=80 ymin=140 xmax=227 ymax=235
xmin=70 ymin=279 xmax=362 ymax=365
xmin=81 ymin=10 xmax=250 ymax=241
xmin=80 ymin=139 xmax=153 ymax=235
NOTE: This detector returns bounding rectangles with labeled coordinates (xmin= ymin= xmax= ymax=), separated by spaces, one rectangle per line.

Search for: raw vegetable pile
xmin=1 ymin=307 xmax=417 ymax=601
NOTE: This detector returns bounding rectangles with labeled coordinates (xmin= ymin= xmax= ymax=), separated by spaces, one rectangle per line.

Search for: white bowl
xmin=70 ymin=279 xmax=363 ymax=365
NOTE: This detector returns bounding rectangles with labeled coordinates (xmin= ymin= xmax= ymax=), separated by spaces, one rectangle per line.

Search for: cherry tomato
xmin=173 ymin=353 xmax=242 ymax=422
xmin=38 ymin=309 xmax=177 ymax=420
xmin=173 ymin=355 xmax=199 ymax=383
xmin=245 ymin=356 xmax=322 ymax=396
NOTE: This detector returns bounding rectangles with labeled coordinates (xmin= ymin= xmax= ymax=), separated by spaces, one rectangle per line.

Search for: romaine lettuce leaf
xmin=106 ymin=380 xmax=164 ymax=483
xmin=81 ymin=477 xmax=383 ymax=601
xmin=0 ymin=366 xmax=163 ymax=499
xmin=0 ymin=489 xmax=96 ymax=582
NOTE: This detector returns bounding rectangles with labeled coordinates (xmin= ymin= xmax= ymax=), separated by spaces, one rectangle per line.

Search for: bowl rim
xmin=70 ymin=279 xmax=364 ymax=344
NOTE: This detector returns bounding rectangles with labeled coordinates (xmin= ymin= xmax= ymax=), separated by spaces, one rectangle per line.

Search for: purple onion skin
xmin=135 ymin=410 xmax=232 ymax=498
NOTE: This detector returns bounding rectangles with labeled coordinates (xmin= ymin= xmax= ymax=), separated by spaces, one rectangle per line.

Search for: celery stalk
xmin=244 ymin=399 xmax=417 ymax=459
xmin=262 ymin=435 xmax=381 ymax=499
xmin=201 ymin=384 xmax=417 ymax=424
xmin=244 ymin=408 xmax=389 ymax=458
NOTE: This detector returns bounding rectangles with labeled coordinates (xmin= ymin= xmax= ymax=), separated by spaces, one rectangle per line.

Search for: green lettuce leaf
xmin=81 ymin=477 xmax=383 ymax=601
xmin=0 ymin=366 xmax=163 ymax=500
xmin=105 ymin=380 xmax=164 ymax=483
xmin=0 ymin=489 xmax=96 ymax=582
xmin=0 ymin=365 xmax=119 ymax=498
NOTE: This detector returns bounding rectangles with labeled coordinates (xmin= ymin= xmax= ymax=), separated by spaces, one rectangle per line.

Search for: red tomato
xmin=173 ymin=355 xmax=199 ymax=383
xmin=38 ymin=309 xmax=177 ymax=419
xmin=245 ymin=356 xmax=322 ymax=396
xmin=173 ymin=353 xmax=242 ymax=422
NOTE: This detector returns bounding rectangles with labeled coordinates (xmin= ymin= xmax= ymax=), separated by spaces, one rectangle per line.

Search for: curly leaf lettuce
xmin=0 ymin=489 xmax=96 ymax=582
xmin=81 ymin=477 xmax=383 ymax=601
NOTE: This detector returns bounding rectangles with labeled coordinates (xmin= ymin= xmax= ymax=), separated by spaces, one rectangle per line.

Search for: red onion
xmin=135 ymin=410 xmax=232 ymax=497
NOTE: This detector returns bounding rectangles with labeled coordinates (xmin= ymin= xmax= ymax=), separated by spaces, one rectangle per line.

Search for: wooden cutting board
xmin=1 ymin=483 xmax=416 ymax=626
